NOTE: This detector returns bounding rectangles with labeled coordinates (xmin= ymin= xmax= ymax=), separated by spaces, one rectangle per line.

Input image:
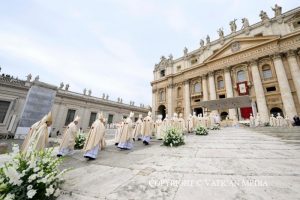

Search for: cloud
xmin=0 ymin=21 xmax=152 ymax=106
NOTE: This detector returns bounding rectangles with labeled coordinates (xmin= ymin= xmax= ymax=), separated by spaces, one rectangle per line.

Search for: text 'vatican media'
xmin=148 ymin=178 xmax=268 ymax=188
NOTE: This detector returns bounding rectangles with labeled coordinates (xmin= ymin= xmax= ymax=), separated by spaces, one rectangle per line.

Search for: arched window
xmin=177 ymin=87 xmax=182 ymax=98
xmin=237 ymin=70 xmax=246 ymax=82
xmin=194 ymin=82 xmax=201 ymax=93
xmin=262 ymin=65 xmax=272 ymax=79
xmin=159 ymin=91 xmax=165 ymax=101
xmin=217 ymin=76 xmax=224 ymax=89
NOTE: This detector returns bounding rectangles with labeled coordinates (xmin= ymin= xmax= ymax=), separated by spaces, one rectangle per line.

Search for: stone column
xmin=208 ymin=71 xmax=216 ymax=100
xmin=272 ymin=53 xmax=297 ymax=119
xmin=208 ymin=71 xmax=218 ymax=114
xmin=184 ymin=80 xmax=191 ymax=120
xmin=202 ymin=74 xmax=208 ymax=101
xmin=250 ymin=60 xmax=269 ymax=123
xmin=152 ymin=89 xmax=157 ymax=121
xmin=224 ymin=67 xmax=237 ymax=119
xmin=287 ymin=50 xmax=300 ymax=104
xmin=167 ymin=84 xmax=173 ymax=116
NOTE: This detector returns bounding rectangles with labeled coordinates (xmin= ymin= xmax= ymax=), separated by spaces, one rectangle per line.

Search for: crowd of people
xmin=20 ymin=110 xmax=298 ymax=161
xmin=249 ymin=112 xmax=295 ymax=127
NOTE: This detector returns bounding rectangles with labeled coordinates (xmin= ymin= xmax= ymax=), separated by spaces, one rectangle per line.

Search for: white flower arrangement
xmin=163 ymin=127 xmax=185 ymax=147
xmin=74 ymin=132 xmax=86 ymax=149
xmin=0 ymin=144 xmax=67 ymax=199
xmin=195 ymin=125 xmax=209 ymax=135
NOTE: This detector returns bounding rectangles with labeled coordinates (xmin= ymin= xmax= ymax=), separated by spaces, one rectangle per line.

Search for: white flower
xmin=27 ymin=185 xmax=33 ymax=190
xmin=54 ymin=188 xmax=61 ymax=197
xmin=39 ymin=177 xmax=48 ymax=184
xmin=28 ymin=160 xmax=36 ymax=169
xmin=4 ymin=193 xmax=15 ymax=200
xmin=27 ymin=189 xmax=36 ymax=199
xmin=37 ymin=171 xmax=44 ymax=178
xmin=28 ymin=174 xmax=37 ymax=183
xmin=33 ymin=167 xmax=40 ymax=173
xmin=3 ymin=166 xmax=22 ymax=186
xmin=46 ymin=185 xmax=55 ymax=196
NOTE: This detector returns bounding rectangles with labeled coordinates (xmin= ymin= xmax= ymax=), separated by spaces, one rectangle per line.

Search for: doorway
xmin=270 ymin=107 xmax=284 ymax=117
xmin=194 ymin=107 xmax=203 ymax=116
xmin=157 ymin=105 xmax=166 ymax=120
xmin=220 ymin=112 xmax=228 ymax=120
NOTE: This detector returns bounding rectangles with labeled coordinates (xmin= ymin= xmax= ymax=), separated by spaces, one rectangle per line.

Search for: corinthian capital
xmin=208 ymin=71 xmax=214 ymax=76
xmin=224 ymin=66 xmax=232 ymax=73
xmin=167 ymin=84 xmax=173 ymax=89
xmin=272 ymin=52 xmax=282 ymax=60
xmin=287 ymin=50 xmax=296 ymax=58
xmin=249 ymin=59 xmax=258 ymax=66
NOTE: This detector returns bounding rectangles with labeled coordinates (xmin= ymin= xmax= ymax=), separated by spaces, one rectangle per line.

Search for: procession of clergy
xmin=249 ymin=112 xmax=293 ymax=128
xmin=20 ymin=110 xmax=224 ymax=160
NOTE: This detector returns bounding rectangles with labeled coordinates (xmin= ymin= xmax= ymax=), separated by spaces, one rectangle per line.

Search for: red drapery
xmin=240 ymin=107 xmax=252 ymax=119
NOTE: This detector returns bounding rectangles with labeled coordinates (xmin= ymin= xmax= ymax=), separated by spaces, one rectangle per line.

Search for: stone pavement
xmin=57 ymin=127 xmax=300 ymax=200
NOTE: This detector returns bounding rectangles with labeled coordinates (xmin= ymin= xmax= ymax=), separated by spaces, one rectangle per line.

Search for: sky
xmin=0 ymin=0 xmax=299 ymax=106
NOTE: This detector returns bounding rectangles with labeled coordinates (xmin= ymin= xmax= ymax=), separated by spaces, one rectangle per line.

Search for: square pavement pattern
xmin=2 ymin=127 xmax=298 ymax=200
xmin=56 ymin=127 xmax=300 ymax=200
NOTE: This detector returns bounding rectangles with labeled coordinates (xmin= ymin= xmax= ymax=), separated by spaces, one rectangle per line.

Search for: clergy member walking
xmin=21 ymin=113 xmax=47 ymax=153
xmin=57 ymin=116 xmax=80 ymax=157
xmin=141 ymin=111 xmax=154 ymax=145
xmin=132 ymin=114 xmax=143 ymax=141
xmin=118 ymin=112 xmax=134 ymax=150
xmin=83 ymin=113 xmax=106 ymax=160
xmin=22 ymin=112 xmax=53 ymax=154
xmin=155 ymin=115 xmax=163 ymax=139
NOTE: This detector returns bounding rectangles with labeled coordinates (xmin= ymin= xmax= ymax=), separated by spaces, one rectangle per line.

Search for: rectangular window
xmin=266 ymin=86 xmax=276 ymax=92
xmin=0 ymin=100 xmax=10 ymax=123
xmin=263 ymin=70 xmax=272 ymax=79
xmin=108 ymin=114 xmax=114 ymax=124
xmin=89 ymin=112 xmax=97 ymax=127
xmin=123 ymin=115 xmax=127 ymax=119
xmin=160 ymin=70 xmax=165 ymax=77
xmin=254 ymin=33 xmax=263 ymax=37
xmin=194 ymin=99 xmax=200 ymax=102
xmin=177 ymin=66 xmax=181 ymax=72
xmin=218 ymin=80 xmax=224 ymax=89
xmin=219 ymin=94 xmax=226 ymax=99
xmin=65 ymin=109 xmax=76 ymax=126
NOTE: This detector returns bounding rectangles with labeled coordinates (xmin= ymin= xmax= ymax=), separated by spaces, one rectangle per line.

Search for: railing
xmin=0 ymin=75 xmax=26 ymax=86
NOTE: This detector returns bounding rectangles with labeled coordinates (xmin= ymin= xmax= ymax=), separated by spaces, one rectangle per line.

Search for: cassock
xmin=118 ymin=112 xmax=134 ymax=150
xmin=141 ymin=112 xmax=154 ymax=145
xmin=177 ymin=114 xmax=186 ymax=133
xmin=114 ymin=122 xmax=124 ymax=145
xmin=57 ymin=116 xmax=80 ymax=157
xmin=155 ymin=117 xmax=163 ymax=139
xmin=21 ymin=116 xmax=45 ymax=153
xmin=83 ymin=113 xmax=106 ymax=160
xmin=22 ymin=112 xmax=53 ymax=154
xmin=132 ymin=115 xmax=143 ymax=140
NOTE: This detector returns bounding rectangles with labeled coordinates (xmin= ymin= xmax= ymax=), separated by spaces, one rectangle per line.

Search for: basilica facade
xmin=151 ymin=5 xmax=300 ymax=123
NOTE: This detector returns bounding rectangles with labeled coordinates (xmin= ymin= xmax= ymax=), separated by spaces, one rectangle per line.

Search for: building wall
xmin=0 ymin=76 xmax=149 ymax=137
xmin=151 ymin=6 xmax=300 ymax=122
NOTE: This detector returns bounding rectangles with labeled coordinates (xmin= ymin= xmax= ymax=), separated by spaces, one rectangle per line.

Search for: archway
xmin=194 ymin=107 xmax=203 ymax=116
xmin=158 ymin=105 xmax=166 ymax=120
xmin=270 ymin=107 xmax=284 ymax=117
xmin=220 ymin=112 xmax=228 ymax=120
